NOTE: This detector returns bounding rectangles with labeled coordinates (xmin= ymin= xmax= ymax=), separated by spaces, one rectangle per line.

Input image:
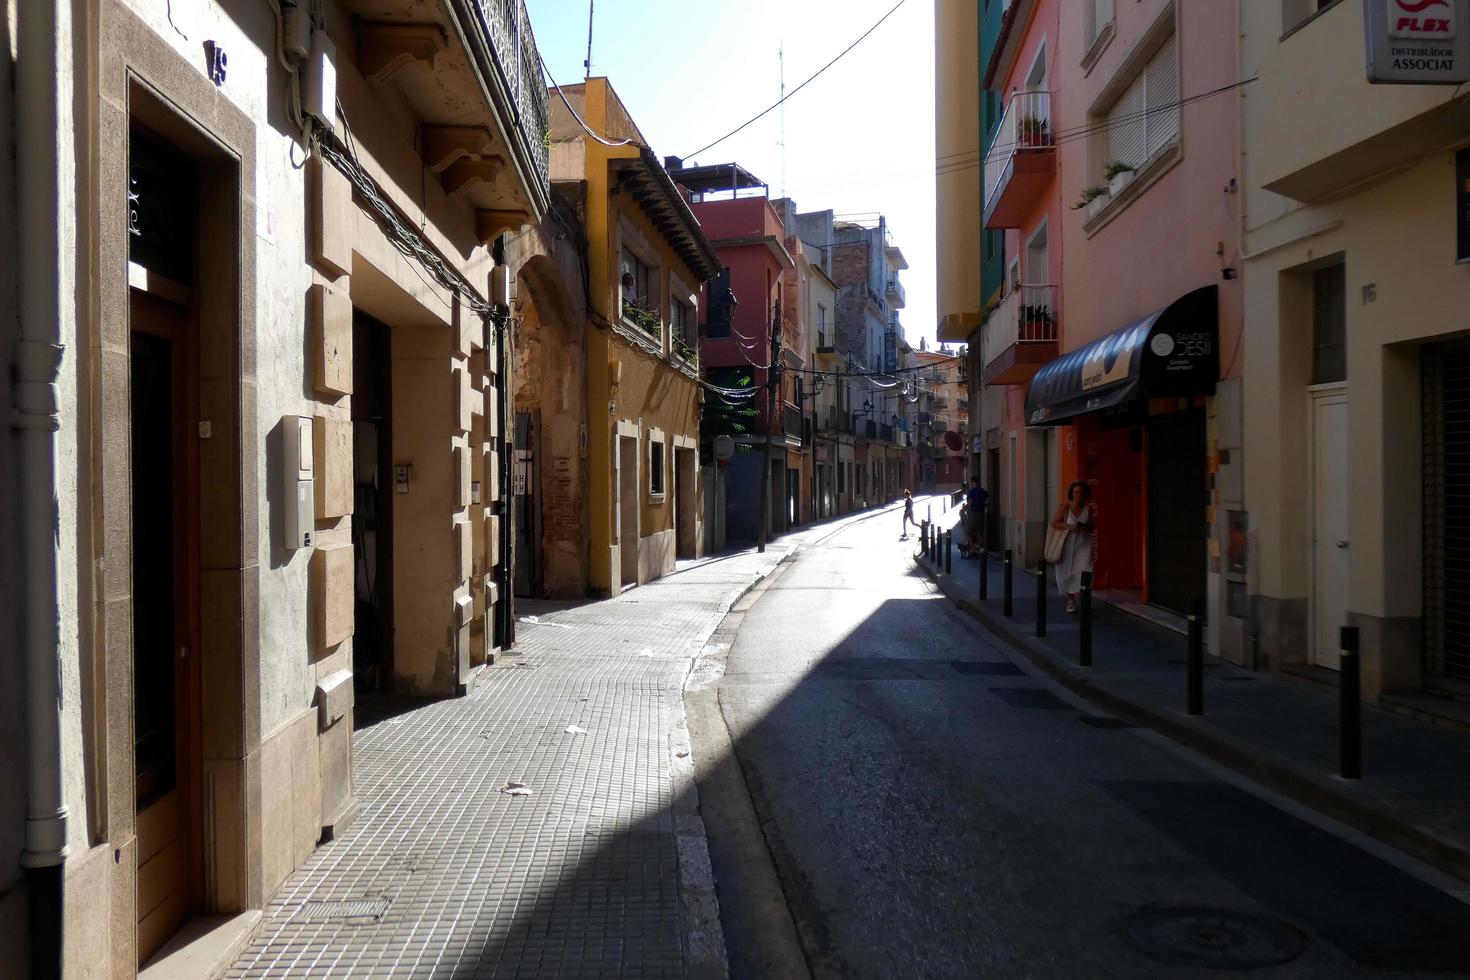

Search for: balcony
xmin=885 ymin=276 xmax=906 ymax=309
xmin=349 ymin=0 xmax=551 ymax=217
xmin=983 ymin=284 xmax=1059 ymax=385
xmin=983 ymin=89 xmax=1054 ymax=230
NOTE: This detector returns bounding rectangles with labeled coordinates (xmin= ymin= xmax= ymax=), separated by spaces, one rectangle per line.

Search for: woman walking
xmin=1051 ymin=481 xmax=1094 ymax=613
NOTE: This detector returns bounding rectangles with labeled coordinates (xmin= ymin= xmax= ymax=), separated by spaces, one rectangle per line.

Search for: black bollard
xmin=1079 ymin=570 xmax=1093 ymax=667
xmin=979 ymin=548 xmax=989 ymax=600
xmin=1036 ymin=559 xmax=1048 ymax=638
xmin=1003 ymin=550 xmax=1014 ymax=617
xmin=945 ymin=530 xmax=953 ymax=574
xmin=1340 ymin=626 xmax=1361 ymax=779
xmin=1187 ymin=599 xmax=1204 ymax=716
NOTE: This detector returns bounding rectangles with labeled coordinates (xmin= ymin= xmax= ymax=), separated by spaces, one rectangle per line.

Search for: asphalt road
xmin=708 ymin=511 xmax=1470 ymax=979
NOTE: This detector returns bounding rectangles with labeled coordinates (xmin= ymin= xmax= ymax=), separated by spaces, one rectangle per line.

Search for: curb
xmin=912 ymin=555 xmax=1470 ymax=886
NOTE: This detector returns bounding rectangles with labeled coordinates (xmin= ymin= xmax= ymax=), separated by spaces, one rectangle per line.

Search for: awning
xmin=1024 ymin=285 xmax=1219 ymax=426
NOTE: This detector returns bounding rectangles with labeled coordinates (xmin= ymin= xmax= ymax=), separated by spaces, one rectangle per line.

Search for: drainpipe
xmin=13 ymin=0 xmax=70 ymax=976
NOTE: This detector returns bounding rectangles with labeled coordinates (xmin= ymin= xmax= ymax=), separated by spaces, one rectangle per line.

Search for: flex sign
xmin=1367 ymin=0 xmax=1470 ymax=83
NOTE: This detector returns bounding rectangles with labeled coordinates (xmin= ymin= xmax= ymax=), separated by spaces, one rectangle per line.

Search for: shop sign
xmin=1366 ymin=0 xmax=1470 ymax=84
xmin=816 ymin=444 xmax=831 ymax=462
xmin=1458 ymin=147 xmax=1470 ymax=264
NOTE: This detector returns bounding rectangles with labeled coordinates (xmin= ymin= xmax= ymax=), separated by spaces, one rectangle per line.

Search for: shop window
xmin=1312 ymin=263 xmax=1346 ymax=385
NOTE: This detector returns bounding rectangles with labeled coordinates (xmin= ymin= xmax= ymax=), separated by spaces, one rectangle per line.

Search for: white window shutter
xmin=1106 ymin=75 xmax=1146 ymax=170
xmin=1144 ymin=40 xmax=1180 ymax=156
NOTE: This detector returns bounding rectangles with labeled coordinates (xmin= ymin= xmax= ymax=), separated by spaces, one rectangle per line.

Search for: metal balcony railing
xmin=983 ymin=89 xmax=1052 ymax=207
xmin=985 ymin=284 xmax=1058 ymax=364
xmin=885 ymin=276 xmax=906 ymax=309
xmin=471 ymin=0 xmax=552 ymax=194
xmin=783 ymin=404 xmax=802 ymax=443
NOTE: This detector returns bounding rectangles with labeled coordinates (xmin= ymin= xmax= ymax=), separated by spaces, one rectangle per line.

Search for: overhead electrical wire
xmin=683 ymin=0 xmax=908 ymax=159
xmin=540 ymin=56 xmax=637 ymax=147
xmin=933 ymin=77 xmax=1258 ymax=178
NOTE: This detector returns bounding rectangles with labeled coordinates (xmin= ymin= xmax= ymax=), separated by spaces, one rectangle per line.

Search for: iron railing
xmin=983 ymin=89 xmax=1052 ymax=206
xmin=472 ymin=0 xmax=552 ymax=194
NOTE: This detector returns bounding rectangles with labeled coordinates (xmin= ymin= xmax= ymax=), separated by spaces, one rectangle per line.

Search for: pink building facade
xmin=981 ymin=0 xmax=1244 ymax=654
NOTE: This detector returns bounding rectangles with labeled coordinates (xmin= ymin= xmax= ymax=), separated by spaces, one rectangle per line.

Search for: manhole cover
xmin=1124 ymin=907 xmax=1305 ymax=970
xmin=294 ymin=898 xmax=391 ymax=923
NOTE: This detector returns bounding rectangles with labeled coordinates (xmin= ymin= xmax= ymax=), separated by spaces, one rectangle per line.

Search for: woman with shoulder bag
xmin=1049 ymin=481 xmax=1094 ymax=614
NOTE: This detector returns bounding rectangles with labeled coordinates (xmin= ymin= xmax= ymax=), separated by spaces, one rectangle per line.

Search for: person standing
xmin=901 ymin=490 xmax=918 ymax=539
xmin=1051 ymin=481 xmax=1094 ymax=613
xmin=963 ymin=478 xmax=988 ymax=557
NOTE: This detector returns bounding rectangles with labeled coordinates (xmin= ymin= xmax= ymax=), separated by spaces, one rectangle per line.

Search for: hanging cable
xmin=684 ymin=0 xmax=908 ymax=159
xmin=541 ymin=56 xmax=637 ymax=148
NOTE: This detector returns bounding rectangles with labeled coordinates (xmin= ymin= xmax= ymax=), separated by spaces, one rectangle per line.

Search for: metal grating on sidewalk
xmin=293 ymin=899 xmax=391 ymax=923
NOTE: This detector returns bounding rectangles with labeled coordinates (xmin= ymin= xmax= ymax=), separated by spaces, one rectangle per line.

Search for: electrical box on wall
xmin=302 ymin=29 xmax=337 ymax=130
xmin=282 ymin=415 xmax=316 ymax=550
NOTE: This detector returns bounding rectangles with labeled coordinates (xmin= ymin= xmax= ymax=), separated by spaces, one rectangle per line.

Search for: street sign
xmin=713 ymin=434 xmax=735 ymax=460
xmin=1366 ymin=0 xmax=1470 ymax=84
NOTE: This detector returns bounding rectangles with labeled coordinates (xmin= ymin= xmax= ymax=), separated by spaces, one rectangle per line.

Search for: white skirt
xmin=1054 ymin=530 xmax=1093 ymax=595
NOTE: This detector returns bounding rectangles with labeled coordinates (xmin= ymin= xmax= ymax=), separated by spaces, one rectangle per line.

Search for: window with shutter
xmin=1106 ymin=76 xmax=1147 ymax=170
xmin=1144 ymin=41 xmax=1180 ymax=156
xmin=1086 ymin=0 xmax=1115 ymax=47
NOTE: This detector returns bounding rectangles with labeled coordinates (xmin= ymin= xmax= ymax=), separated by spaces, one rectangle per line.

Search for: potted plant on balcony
xmin=1018 ymin=115 xmax=1049 ymax=148
xmin=1104 ymin=160 xmax=1137 ymax=197
xmin=1071 ymin=185 xmax=1110 ymax=220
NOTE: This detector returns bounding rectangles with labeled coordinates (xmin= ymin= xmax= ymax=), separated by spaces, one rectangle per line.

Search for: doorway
xmin=353 ymin=312 xmax=394 ymax=695
xmin=1311 ymin=389 xmax=1349 ymax=669
xmin=619 ymin=435 xmax=639 ymax=589
xmin=130 ymin=290 xmax=201 ymax=963
xmin=675 ymin=446 xmax=696 ymax=558
xmin=514 ymin=411 xmax=540 ymax=596
xmin=1146 ymin=409 xmax=1207 ymax=614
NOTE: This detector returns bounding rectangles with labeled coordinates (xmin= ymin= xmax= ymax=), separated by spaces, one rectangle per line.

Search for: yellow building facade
xmin=550 ymin=79 xmax=721 ymax=595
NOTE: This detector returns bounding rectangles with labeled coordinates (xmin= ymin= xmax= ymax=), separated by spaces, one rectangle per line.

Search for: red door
xmin=1085 ymin=425 xmax=1145 ymax=591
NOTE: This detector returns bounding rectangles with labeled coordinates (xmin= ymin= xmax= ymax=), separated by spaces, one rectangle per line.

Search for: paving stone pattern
xmin=224 ymin=547 xmax=793 ymax=979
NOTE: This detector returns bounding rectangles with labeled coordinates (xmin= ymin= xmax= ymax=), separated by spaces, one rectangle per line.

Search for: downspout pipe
xmin=13 ymin=0 xmax=71 ymax=976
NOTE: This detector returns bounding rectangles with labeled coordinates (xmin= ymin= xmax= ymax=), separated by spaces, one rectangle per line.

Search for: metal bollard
xmin=1003 ymin=550 xmax=1014 ymax=617
xmin=1340 ymin=626 xmax=1361 ymax=779
xmin=979 ymin=547 xmax=989 ymax=600
xmin=1036 ymin=559 xmax=1048 ymax=638
xmin=1079 ymin=570 xmax=1093 ymax=667
xmin=945 ymin=530 xmax=953 ymax=574
xmin=1187 ymin=599 xmax=1204 ymax=716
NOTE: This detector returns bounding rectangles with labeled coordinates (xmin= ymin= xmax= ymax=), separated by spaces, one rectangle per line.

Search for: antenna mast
xmin=779 ymin=44 xmax=786 ymax=199
xmin=584 ymin=0 xmax=595 ymax=77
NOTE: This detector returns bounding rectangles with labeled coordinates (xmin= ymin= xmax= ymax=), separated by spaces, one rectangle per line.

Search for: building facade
xmin=2 ymin=0 xmax=546 ymax=973
xmin=1241 ymin=0 xmax=1470 ymax=704
xmin=549 ymin=81 xmax=718 ymax=596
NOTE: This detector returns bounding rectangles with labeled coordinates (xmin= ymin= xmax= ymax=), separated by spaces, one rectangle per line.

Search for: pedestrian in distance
xmin=1051 ymin=481 xmax=1094 ymax=613
xmin=901 ymin=490 xmax=917 ymax=540
xmin=963 ymin=477 xmax=988 ymax=558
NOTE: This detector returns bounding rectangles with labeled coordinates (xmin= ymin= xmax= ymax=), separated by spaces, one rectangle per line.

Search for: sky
xmin=525 ymin=0 xmax=940 ymax=351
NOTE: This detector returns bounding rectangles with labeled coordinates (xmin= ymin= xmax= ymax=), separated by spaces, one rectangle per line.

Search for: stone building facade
xmin=0 ymin=0 xmax=547 ymax=973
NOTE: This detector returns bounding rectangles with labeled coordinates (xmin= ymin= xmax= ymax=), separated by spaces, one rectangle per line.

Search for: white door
xmin=1312 ymin=391 xmax=1349 ymax=669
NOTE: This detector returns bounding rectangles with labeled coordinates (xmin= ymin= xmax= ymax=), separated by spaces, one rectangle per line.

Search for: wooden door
xmin=130 ymin=291 xmax=201 ymax=962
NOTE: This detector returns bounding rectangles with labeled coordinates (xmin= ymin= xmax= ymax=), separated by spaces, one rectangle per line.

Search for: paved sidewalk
xmin=914 ymin=509 xmax=1470 ymax=884
xmin=225 ymin=503 xmax=902 ymax=979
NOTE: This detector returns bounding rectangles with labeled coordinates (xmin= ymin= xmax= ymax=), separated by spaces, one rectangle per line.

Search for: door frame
xmin=1308 ymin=383 xmax=1349 ymax=670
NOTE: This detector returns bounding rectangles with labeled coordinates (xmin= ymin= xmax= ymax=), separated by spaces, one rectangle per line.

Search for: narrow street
xmin=706 ymin=509 xmax=1470 ymax=979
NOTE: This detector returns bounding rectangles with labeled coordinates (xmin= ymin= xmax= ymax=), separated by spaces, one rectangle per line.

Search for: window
xmin=1282 ymin=0 xmax=1341 ymax=36
xmin=649 ymin=438 xmax=666 ymax=496
xmin=671 ymin=297 xmax=696 ymax=360
xmin=1085 ymin=0 xmax=1115 ymax=51
xmin=620 ymin=246 xmax=659 ymax=340
xmin=1311 ymin=262 xmax=1346 ymax=385
xmin=1103 ymin=37 xmax=1179 ymax=175
xmin=817 ymin=304 xmax=828 ymax=348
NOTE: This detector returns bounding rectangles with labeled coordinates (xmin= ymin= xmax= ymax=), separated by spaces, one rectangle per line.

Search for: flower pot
xmin=1086 ymin=191 xmax=1110 ymax=221
xmin=1108 ymin=170 xmax=1136 ymax=197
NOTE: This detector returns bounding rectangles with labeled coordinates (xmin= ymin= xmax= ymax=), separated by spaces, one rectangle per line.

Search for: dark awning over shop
xmin=1024 ymin=285 xmax=1219 ymax=426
